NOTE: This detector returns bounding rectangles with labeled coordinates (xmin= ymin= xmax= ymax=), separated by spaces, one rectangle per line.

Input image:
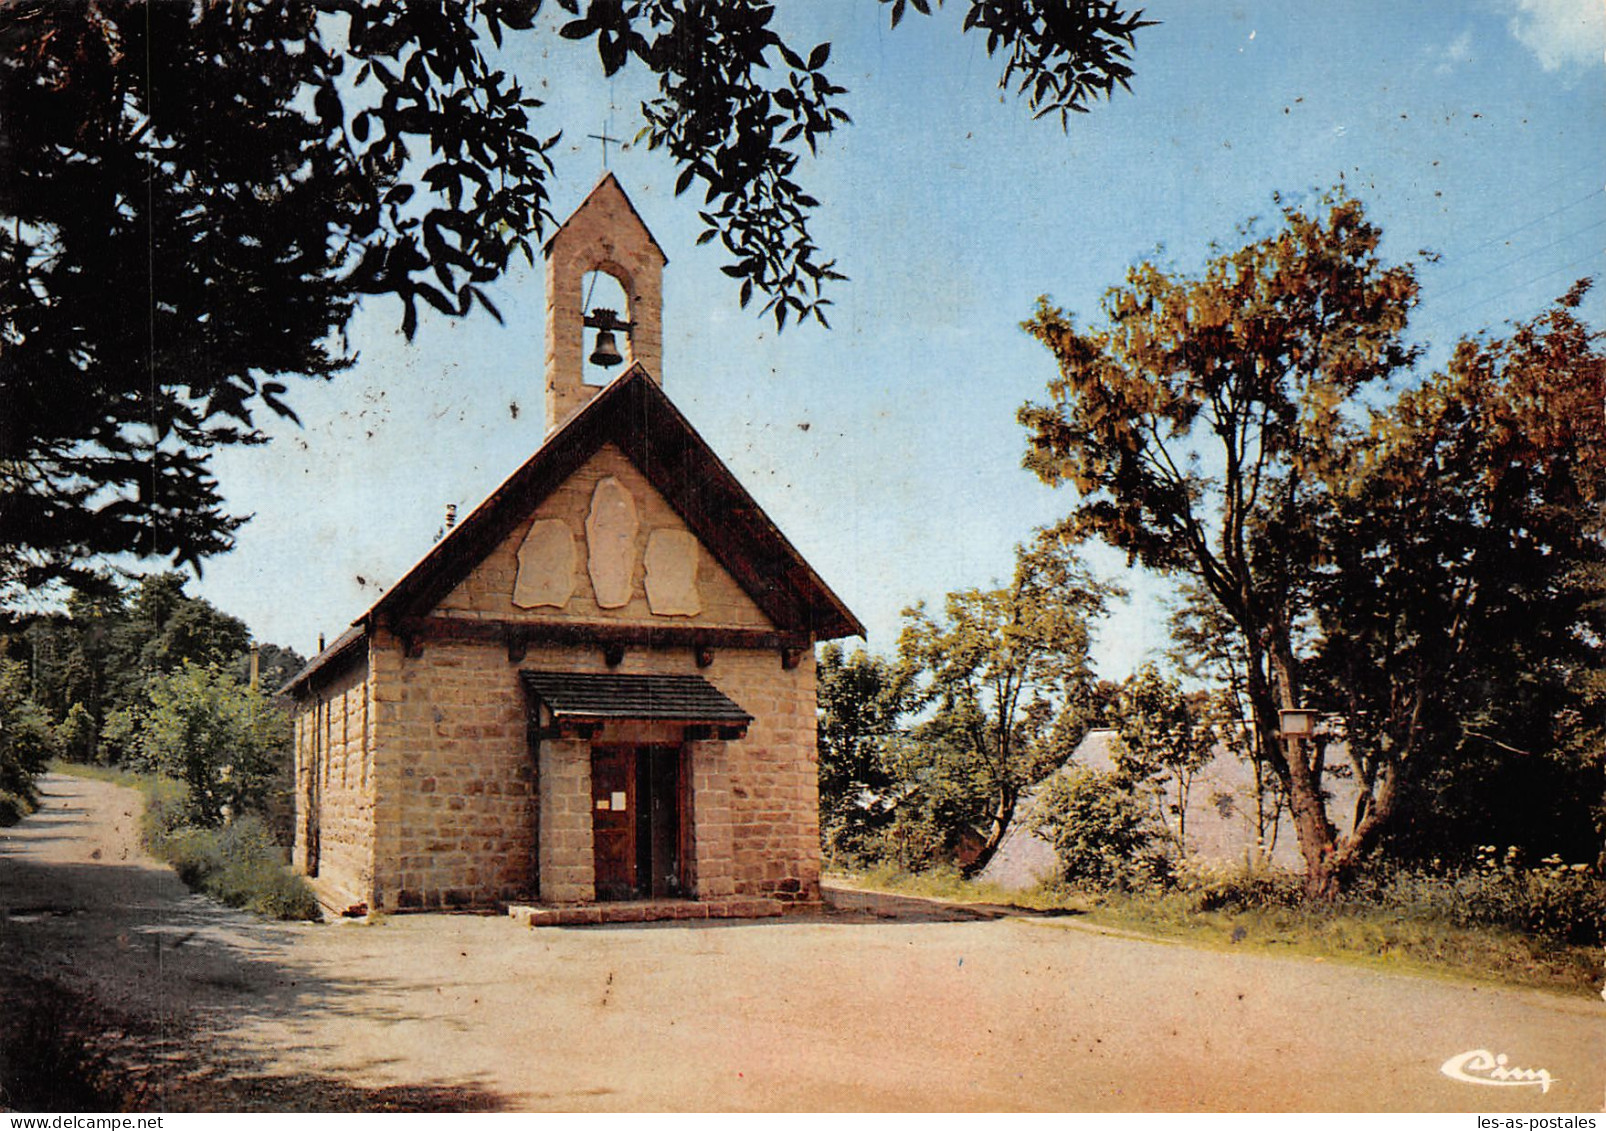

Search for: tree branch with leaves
xmin=1 ymin=0 xmax=1153 ymax=599
xmin=1020 ymin=191 xmax=1423 ymax=897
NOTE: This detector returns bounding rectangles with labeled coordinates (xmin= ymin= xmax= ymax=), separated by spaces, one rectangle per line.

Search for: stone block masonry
xmin=436 ymin=444 xmax=770 ymax=632
xmin=368 ymin=628 xmax=537 ymax=911
xmin=686 ymin=738 xmax=735 ymax=899
xmin=347 ymin=632 xmax=820 ymax=912
xmin=291 ymin=659 xmax=375 ymax=914
xmin=545 ymin=174 xmax=665 ymax=433
xmin=538 ymin=737 xmax=594 ymax=903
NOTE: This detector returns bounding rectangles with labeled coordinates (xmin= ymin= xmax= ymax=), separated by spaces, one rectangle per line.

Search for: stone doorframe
xmin=536 ymin=728 xmax=734 ymax=904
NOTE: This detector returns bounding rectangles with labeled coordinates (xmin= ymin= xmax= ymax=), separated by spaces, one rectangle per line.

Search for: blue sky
xmin=195 ymin=0 xmax=1606 ymax=677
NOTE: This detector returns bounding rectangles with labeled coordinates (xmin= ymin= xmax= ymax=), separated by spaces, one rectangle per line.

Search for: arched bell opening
xmin=580 ymin=268 xmax=633 ymax=387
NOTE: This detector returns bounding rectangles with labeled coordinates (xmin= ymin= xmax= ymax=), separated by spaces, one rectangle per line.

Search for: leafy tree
xmin=1021 ymin=190 xmax=1604 ymax=895
xmin=1021 ymin=192 xmax=1420 ymax=895
xmin=10 ymin=573 xmax=254 ymax=737
xmin=0 ymin=657 xmax=57 ymax=822
xmin=1109 ymin=663 xmax=1215 ymax=852
xmin=53 ymin=702 xmax=98 ymax=765
xmin=18 ymin=586 xmax=131 ymax=732
xmin=123 ymin=573 xmax=251 ymax=679
xmin=109 ymin=661 xmax=291 ymax=827
xmin=816 ymin=642 xmax=909 ymax=862
xmin=1 ymin=2 xmax=357 ymax=596
xmin=4 ymin=573 xmax=301 ymax=790
xmin=875 ymin=716 xmax=996 ymax=871
xmin=1 ymin=0 xmax=1152 ymax=599
xmin=1307 ymin=281 xmax=1606 ymax=869
xmin=897 ymin=533 xmax=1114 ymax=872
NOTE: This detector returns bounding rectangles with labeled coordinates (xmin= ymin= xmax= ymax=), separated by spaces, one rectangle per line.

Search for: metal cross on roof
xmin=587 ymin=131 xmax=624 ymax=169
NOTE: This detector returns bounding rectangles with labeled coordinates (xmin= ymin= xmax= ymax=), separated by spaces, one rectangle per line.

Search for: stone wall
xmin=361 ymin=631 xmax=820 ymax=911
xmin=367 ymin=627 xmax=537 ymax=911
xmin=536 ymin=736 xmax=593 ymax=904
xmin=685 ymin=738 xmax=735 ymax=899
xmin=291 ymin=656 xmax=375 ymax=912
xmin=707 ymin=647 xmax=821 ymax=902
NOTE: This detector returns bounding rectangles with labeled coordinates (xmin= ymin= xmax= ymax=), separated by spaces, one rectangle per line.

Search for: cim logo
xmin=1441 ymin=1049 xmax=1556 ymax=1094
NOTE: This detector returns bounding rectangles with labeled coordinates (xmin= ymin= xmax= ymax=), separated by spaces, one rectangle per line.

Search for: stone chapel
xmin=282 ymin=175 xmax=862 ymax=922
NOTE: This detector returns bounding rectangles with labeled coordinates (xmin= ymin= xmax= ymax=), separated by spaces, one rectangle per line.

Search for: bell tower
xmin=543 ymin=173 xmax=668 ymax=433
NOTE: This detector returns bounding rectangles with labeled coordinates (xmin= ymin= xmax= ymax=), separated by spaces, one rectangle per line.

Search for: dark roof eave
xmin=521 ymin=670 xmax=753 ymax=724
xmin=548 ymin=710 xmax=751 ymax=724
xmin=278 ymin=624 xmax=368 ymax=697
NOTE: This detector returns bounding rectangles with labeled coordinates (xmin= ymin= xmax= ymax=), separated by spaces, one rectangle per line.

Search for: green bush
xmin=0 ymin=790 xmax=32 ymax=827
xmin=53 ymin=702 xmax=99 ymax=764
xmin=1032 ymin=765 xmax=1170 ymax=891
xmin=111 ymin=661 xmax=291 ymax=828
xmin=0 ymin=658 xmax=58 ymax=821
xmin=1516 ymin=857 xmax=1604 ymax=944
xmin=138 ymin=776 xmax=193 ymax=851
xmin=1171 ymin=857 xmax=1303 ymax=913
xmin=137 ymin=782 xmax=318 ymax=921
xmin=160 ymin=825 xmax=224 ymax=888
xmin=1163 ymin=851 xmax=1603 ymax=945
xmin=1352 ymin=848 xmax=1604 ymax=946
xmin=877 ymin=809 xmax=953 ymax=873
xmin=206 ymin=817 xmax=320 ymax=919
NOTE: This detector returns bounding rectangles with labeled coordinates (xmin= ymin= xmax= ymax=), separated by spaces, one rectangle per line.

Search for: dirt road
xmin=2 ymin=772 xmax=1601 ymax=1112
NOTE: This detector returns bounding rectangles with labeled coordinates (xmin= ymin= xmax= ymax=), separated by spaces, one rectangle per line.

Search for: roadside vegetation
xmin=0 ymin=658 xmax=55 ymax=825
xmin=830 ymin=857 xmax=1605 ymax=998
xmin=1 ymin=572 xmax=316 ymax=920
xmin=58 ymin=762 xmax=319 ymax=921
xmin=141 ymin=779 xmax=320 ymax=920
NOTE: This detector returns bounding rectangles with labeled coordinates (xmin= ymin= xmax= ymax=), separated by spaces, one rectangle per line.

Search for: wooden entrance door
xmin=591 ymin=744 xmax=683 ymax=900
xmin=591 ymin=745 xmax=637 ymax=900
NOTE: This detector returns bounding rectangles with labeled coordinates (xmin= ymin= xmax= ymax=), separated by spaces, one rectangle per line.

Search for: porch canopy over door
xmin=520 ymin=671 xmax=752 ymax=738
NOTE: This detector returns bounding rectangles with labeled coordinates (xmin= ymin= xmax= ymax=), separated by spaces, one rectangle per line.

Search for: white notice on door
xmin=611 ymin=791 xmax=627 ymax=811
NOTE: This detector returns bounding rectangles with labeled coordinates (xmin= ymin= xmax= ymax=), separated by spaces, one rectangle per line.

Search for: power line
xmin=1430 ymin=247 xmax=1603 ymax=331
xmin=1456 ymin=180 xmax=1604 ymax=261
xmin=1432 ymin=215 xmax=1606 ymax=303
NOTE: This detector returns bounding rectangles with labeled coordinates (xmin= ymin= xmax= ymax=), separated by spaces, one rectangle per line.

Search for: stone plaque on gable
xmin=513 ymin=518 xmax=577 ymax=608
xmin=586 ymin=476 xmax=638 ymax=608
xmin=644 ymin=528 xmax=701 ymax=616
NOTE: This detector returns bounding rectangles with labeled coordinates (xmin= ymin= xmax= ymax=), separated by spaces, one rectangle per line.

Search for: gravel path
xmin=2 ymin=772 xmax=1602 ymax=1112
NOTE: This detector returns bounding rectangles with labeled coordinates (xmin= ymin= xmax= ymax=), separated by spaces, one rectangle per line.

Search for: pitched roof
xmin=542 ymin=172 xmax=669 ymax=265
xmin=374 ymin=364 xmax=860 ymax=636
xmin=521 ymin=671 xmax=750 ymax=724
xmin=282 ymin=365 xmax=862 ymax=697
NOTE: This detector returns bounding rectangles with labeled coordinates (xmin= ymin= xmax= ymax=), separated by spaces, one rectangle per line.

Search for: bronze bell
xmin=585 ymin=307 xmax=628 ymax=368
xmin=589 ymin=326 xmax=623 ymax=368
